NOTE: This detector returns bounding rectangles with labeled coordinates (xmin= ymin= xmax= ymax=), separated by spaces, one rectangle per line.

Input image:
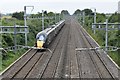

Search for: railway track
xmin=2 ymin=49 xmax=44 ymax=79
xmin=1 ymin=17 xmax=118 ymax=79
xmin=73 ymin=19 xmax=115 ymax=79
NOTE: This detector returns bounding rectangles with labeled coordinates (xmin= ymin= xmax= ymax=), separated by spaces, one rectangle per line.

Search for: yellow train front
xmin=37 ymin=40 xmax=44 ymax=48
xmin=36 ymin=31 xmax=48 ymax=49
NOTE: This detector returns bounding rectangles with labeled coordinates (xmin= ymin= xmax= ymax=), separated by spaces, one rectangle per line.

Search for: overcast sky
xmin=0 ymin=0 xmax=119 ymax=14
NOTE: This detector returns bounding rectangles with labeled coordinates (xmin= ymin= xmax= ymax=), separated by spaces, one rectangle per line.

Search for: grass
xmin=2 ymin=16 xmax=12 ymax=19
xmin=0 ymin=49 xmax=27 ymax=72
xmin=0 ymin=54 xmax=2 ymax=71
xmin=109 ymin=51 xmax=120 ymax=67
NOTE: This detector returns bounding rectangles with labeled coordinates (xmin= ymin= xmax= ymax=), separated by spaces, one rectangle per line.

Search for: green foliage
xmin=109 ymin=12 xmax=119 ymax=23
xmin=110 ymin=13 xmax=120 ymax=55
xmin=96 ymin=13 xmax=106 ymax=23
xmin=108 ymin=31 xmax=118 ymax=46
xmin=0 ymin=55 xmax=2 ymax=71
xmin=2 ymin=34 xmax=14 ymax=47
xmin=2 ymin=49 xmax=26 ymax=71
xmin=31 ymin=12 xmax=42 ymax=18
xmin=12 ymin=12 xmax=24 ymax=20
xmin=109 ymin=51 xmax=120 ymax=67
xmin=61 ymin=10 xmax=70 ymax=15
xmin=73 ymin=9 xmax=81 ymax=15
xmin=117 ymin=30 xmax=120 ymax=47
xmin=82 ymin=9 xmax=93 ymax=16
xmin=47 ymin=12 xmax=54 ymax=16
xmin=1 ymin=18 xmax=25 ymax=48
xmin=2 ymin=18 xmax=24 ymax=26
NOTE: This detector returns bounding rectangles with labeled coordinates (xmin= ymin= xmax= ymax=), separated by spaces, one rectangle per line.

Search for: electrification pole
xmin=82 ymin=11 xmax=85 ymax=25
xmin=24 ymin=6 xmax=34 ymax=46
xmin=42 ymin=10 xmax=44 ymax=30
xmin=14 ymin=24 xmax=17 ymax=53
xmin=24 ymin=6 xmax=27 ymax=46
xmin=0 ymin=12 xmax=2 ymax=70
xmin=94 ymin=8 xmax=96 ymax=34
xmin=55 ymin=12 xmax=56 ymax=23
xmin=105 ymin=19 xmax=108 ymax=52
xmin=0 ymin=12 xmax=2 ymax=26
xmin=59 ymin=14 xmax=60 ymax=22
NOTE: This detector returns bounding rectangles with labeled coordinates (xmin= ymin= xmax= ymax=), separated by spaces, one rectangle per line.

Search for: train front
xmin=36 ymin=32 xmax=47 ymax=49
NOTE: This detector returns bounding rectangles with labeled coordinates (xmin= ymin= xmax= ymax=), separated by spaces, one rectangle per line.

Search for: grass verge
xmin=0 ymin=49 xmax=27 ymax=72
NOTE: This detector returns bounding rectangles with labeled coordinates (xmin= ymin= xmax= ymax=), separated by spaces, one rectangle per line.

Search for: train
xmin=35 ymin=20 xmax=65 ymax=49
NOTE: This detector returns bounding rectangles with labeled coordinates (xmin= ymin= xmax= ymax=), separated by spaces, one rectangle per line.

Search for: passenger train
xmin=35 ymin=20 xmax=65 ymax=49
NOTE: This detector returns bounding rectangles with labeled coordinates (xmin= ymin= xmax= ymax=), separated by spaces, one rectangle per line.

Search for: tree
xmin=108 ymin=13 xmax=118 ymax=23
xmin=47 ymin=12 xmax=54 ymax=16
xmin=82 ymin=9 xmax=93 ymax=16
xmin=96 ymin=13 xmax=106 ymax=23
xmin=61 ymin=10 xmax=70 ymax=15
xmin=73 ymin=9 xmax=81 ymax=15
xmin=12 ymin=12 xmax=24 ymax=20
xmin=44 ymin=11 xmax=47 ymax=16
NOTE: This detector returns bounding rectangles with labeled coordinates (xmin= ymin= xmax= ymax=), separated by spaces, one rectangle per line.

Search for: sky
xmin=0 ymin=0 xmax=119 ymax=15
